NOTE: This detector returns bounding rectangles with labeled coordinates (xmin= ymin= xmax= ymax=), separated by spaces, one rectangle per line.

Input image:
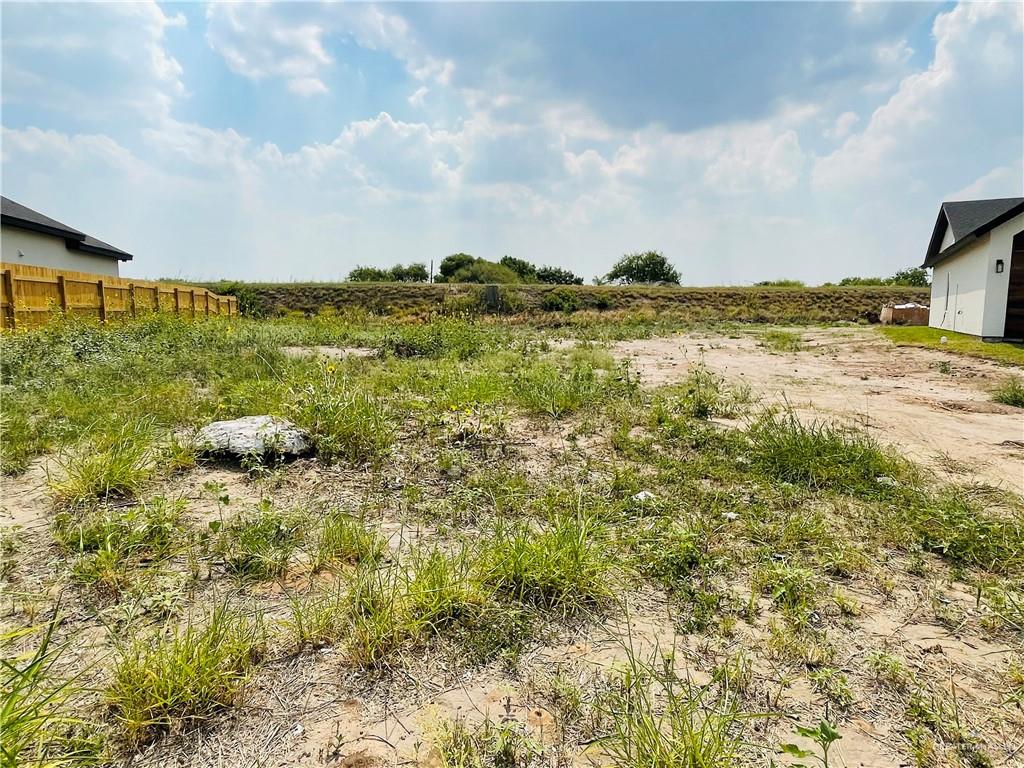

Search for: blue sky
xmin=2 ymin=1 xmax=1021 ymax=284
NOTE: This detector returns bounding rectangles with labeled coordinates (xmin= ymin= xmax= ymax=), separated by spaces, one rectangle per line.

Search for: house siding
xmin=1 ymin=226 xmax=120 ymax=277
xmin=928 ymin=211 xmax=1024 ymax=338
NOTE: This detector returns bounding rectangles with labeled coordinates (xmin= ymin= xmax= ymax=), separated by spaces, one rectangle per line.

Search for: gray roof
xmin=1 ymin=196 xmax=132 ymax=261
xmin=1 ymin=196 xmax=86 ymax=240
xmin=923 ymin=196 xmax=1024 ymax=268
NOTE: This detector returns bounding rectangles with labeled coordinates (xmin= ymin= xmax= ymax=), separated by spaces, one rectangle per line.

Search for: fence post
xmin=174 ymin=289 xmax=181 ymax=315
xmin=97 ymin=280 xmax=107 ymax=322
xmin=190 ymin=289 xmax=197 ymax=318
xmin=57 ymin=275 xmax=68 ymax=314
xmin=2 ymin=269 xmax=15 ymax=330
xmin=129 ymin=284 xmax=137 ymax=318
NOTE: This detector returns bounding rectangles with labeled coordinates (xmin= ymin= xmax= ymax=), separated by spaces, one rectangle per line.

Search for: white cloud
xmin=2 ymin=1 xmax=186 ymax=119
xmin=813 ymin=1 xmax=1023 ymax=194
xmin=204 ymin=4 xmax=455 ymax=96
xmin=408 ymin=86 xmax=430 ymax=107
xmin=827 ymin=111 xmax=860 ymax=140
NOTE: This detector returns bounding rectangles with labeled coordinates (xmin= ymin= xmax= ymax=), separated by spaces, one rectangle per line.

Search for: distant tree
xmin=450 ymin=259 xmax=521 ymax=284
xmin=838 ymin=276 xmax=885 ymax=286
xmin=605 ymin=251 xmax=680 ymax=285
xmin=436 ymin=253 xmax=476 ymax=282
xmin=390 ymin=263 xmax=429 ymax=282
xmin=499 ymin=256 xmax=538 ymax=282
xmin=536 ymin=265 xmax=583 ymax=285
xmin=888 ymin=267 xmax=929 ymax=287
xmin=347 ymin=266 xmax=391 ymax=282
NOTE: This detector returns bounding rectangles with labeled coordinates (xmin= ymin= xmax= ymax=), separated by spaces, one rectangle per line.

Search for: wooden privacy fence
xmin=0 ymin=263 xmax=237 ymax=329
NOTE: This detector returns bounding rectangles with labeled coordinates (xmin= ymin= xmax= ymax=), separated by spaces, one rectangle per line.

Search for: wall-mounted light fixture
xmin=995 ymin=259 xmax=1005 ymax=274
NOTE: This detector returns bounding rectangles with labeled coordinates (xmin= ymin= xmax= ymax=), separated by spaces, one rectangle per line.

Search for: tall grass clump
xmin=106 ymin=606 xmax=264 ymax=746
xmin=599 ymin=648 xmax=754 ymax=767
xmin=312 ymin=509 xmax=386 ymax=571
xmin=747 ymin=410 xmax=909 ymax=497
xmin=288 ymin=362 xmax=394 ymax=464
xmin=515 ymin=357 xmax=635 ymax=418
xmin=895 ymin=489 xmax=1024 ymax=575
xmin=215 ymin=503 xmax=306 ymax=579
xmin=992 ymin=376 xmax=1024 ymax=408
xmin=2 ymin=619 xmax=102 ymax=766
xmin=0 ymin=404 xmax=42 ymax=475
xmin=49 ymin=420 xmax=158 ymax=505
xmin=53 ymin=497 xmax=186 ymax=594
xmin=479 ymin=512 xmax=613 ymax=614
xmin=377 ymin=319 xmax=497 ymax=360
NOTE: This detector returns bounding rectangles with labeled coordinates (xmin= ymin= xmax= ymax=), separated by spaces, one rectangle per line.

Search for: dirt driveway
xmin=612 ymin=327 xmax=1024 ymax=493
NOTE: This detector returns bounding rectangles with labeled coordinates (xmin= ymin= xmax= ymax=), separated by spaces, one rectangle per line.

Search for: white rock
xmin=940 ymin=336 xmax=948 ymax=344
xmin=196 ymin=416 xmax=311 ymax=457
xmin=632 ymin=490 xmax=657 ymax=502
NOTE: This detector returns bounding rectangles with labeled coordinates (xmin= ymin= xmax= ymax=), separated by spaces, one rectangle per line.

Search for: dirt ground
xmin=612 ymin=327 xmax=1024 ymax=493
xmin=2 ymin=325 xmax=1022 ymax=768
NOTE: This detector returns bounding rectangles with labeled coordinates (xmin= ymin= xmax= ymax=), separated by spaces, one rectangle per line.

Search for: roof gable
xmin=1 ymin=196 xmax=133 ymax=261
xmin=923 ymin=196 xmax=1024 ymax=268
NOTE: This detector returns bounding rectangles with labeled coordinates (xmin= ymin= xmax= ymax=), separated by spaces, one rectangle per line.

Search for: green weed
xmin=288 ymin=363 xmax=394 ymax=465
xmin=215 ymin=502 xmax=306 ymax=580
xmin=50 ymin=421 xmax=158 ymax=505
xmin=747 ymin=410 xmax=909 ymax=497
xmin=479 ymin=512 xmax=614 ymax=615
xmin=312 ymin=510 xmax=385 ymax=571
xmin=107 ymin=605 xmax=264 ymax=746
xmin=991 ymin=376 xmax=1024 ymax=408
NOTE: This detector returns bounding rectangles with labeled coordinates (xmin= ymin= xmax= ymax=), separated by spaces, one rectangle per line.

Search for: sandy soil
xmin=612 ymin=327 xmax=1024 ymax=493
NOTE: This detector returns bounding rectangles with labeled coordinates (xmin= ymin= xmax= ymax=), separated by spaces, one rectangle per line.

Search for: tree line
xmin=346 ymin=254 xmax=928 ymax=287
xmin=346 ymin=250 xmax=681 ymax=285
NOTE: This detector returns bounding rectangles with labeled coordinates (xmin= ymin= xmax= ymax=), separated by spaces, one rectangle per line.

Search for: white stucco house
xmin=923 ymin=197 xmax=1024 ymax=341
xmin=1 ymin=196 xmax=133 ymax=277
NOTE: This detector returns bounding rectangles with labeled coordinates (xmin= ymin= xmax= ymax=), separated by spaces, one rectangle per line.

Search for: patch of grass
xmin=282 ymin=585 xmax=347 ymax=651
xmin=881 ymin=326 xmax=1024 ymax=366
xmin=991 ymin=375 xmax=1024 ymax=408
xmin=287 ymin=362 xmax=395 ymax=465
xmin=215 ymin=502 xmax=306 ymax=580
xmin=312 ymin=510 xmax=385 ymax=571
xmin=479 ymin=512 xmax=614 ymax=615
xmin=0 ymin=405 xmax=44 ymax=475
xmin=892 ymin=489 xmax=1024 ymax=575
xmin=658 ymin=361 xmax=751 ymax=421
xmin=808 ymin=667 xmax=854 ymax=709
xmin=759 ymin=329 xmax=803 ymax=352
xmin=106 ymin=605 xmax=264 ymax=746
xmin=49 ymin=421 xmax=159 ymax=505
xmin=867 ymin=650 xmax=909 ymax=692
xmin=2 ymin=618 xmax=105 ymax=766
xmin=53 ymin=497 xmax=187 ymax=595
xmin=431 ymin=716 xmax=543 ymax=768
xmin=747 ymin=410 xmax=909 ymax=497
xmin=752 ymin=561 xmax=820 ymax=617
xmin=599 ymin=647 xmax=756 ymax=768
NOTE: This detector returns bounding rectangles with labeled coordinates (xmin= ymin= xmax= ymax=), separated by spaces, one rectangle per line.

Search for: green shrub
xmin=540 ymin=288 xmax=581 ymax=313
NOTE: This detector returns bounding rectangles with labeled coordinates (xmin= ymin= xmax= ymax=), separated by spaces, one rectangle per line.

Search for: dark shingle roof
xmin=1 ymin=196 xmax=132 ymax=261
xmin=1 ymin=196 xmax=86 ymax=240
xmin=923 ymin=197 xmax=1024 ymax=268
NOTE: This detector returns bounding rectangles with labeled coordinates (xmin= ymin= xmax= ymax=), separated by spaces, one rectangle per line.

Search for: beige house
xmin=1 ymin=196 xmax=133 ymax=277
xmin=923 ymin=197 xmax=1024 ymax=341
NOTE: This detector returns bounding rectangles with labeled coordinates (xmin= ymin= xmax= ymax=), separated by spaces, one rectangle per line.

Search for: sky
xmin=1 ymin=1 xmax=1022 ymax=285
